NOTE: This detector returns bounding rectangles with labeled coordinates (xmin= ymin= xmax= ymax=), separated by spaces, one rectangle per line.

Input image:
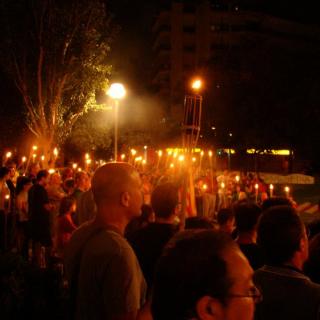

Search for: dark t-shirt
xmin=239 ymin=243 xmax=264 ymax=270
xmin=28 ymin=184 xmax=51 ymax=245
xmin=129 ymin=223 xmax=178 ymax=289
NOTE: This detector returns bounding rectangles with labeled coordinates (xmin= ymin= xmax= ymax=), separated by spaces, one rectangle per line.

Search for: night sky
xmin=0 ymin=0 xmax=319 ymax=160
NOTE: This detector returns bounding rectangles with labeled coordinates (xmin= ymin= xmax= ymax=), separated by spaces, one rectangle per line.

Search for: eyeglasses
xmin=228 ymin=285 xmax=263 ymax=304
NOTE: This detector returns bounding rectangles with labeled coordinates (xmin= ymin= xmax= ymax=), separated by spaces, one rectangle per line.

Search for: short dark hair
xmin=151 ymin=230 xmax=236 ymax=320
xmin=217 ymin=208 xmax=235 ymax=226
xmin=151 ymin=183 xmax=178 ymax=219
xmin=16 ymin=176 xmax=32 ymax=196
xmin=0 ymin=167 xmax=10 ymax=179
xmin=234 ymin=203 xmax=261 ymax=232
xmin=185 ymin=216 xmax=214 ymax=229
xmin=257 ymin=205 xmax=304 ymax=265
xmin=261 ymin=197 xmax=292 ymax=211
xmin=36 ymin=170 xmax=49 ymax=181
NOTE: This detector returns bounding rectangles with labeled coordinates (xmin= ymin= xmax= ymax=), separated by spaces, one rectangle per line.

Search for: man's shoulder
xmin=254 ymin=265 xmax=320 ymax=293
xmin=131 ymin=223 xmax=176 ymax=242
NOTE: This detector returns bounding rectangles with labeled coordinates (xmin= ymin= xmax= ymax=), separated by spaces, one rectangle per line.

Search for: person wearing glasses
xmin=254 ymin=205 xmax=320 ymax=320
xmin=151 ymin=229 xmax=261 ymax=320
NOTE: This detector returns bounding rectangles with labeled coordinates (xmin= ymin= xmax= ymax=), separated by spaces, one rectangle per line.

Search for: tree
xmin=0 ymin=0 xmax=115 ymax=156
xmin=64 ymin=110 xmax=113 ymax=160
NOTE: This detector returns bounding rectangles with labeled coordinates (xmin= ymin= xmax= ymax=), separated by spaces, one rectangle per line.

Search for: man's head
xmin=152 ymin=230 xmax=257 ymax=320
xmin=92 ymin=162 xmax=142 ymax=220
xmin=30 ymin=163 xmax=40 ymax=175
xmin=151 ymin=182 xmax=179 ymax=220
xmin=257 ymin=205 xmax=308 ymax=266
xmin=234 ymin=204 xmax=261 ymax=234
xmin=6 ymin=160 xmax=17 ymax=179
xmin=36 ymin=170 xmax=49 ymax=186
xmin=217 ymin=208 xmax=235 ymax=235
xmin=74 ymin=171 xmax=90 ymax=191
xmin=261 ymin=197 xmax=292 ymax=211
xmin=0 ymin=167 xmax=10 ymax=181
xmin=50 ymin=172 xmax=62 ymax=186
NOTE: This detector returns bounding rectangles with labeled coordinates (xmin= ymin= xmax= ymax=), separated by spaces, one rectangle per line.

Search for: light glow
xmin=191 ymin=79 xmax=202 ymax=91
xmin=107 ymin=83 xmax=126 ymax=100
xmin=247 ymin=149 xmax=290 ymax=156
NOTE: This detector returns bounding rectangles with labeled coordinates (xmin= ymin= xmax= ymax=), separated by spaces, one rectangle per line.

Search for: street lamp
xmin=107 ymin=83 xmax=126 ymax=162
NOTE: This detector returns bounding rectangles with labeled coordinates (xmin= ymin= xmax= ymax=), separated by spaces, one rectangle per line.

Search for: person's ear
xmin=196 ymin=295 xmax=224 ymax=320
xmin=120 ymin=191 xmax=130 ymax=207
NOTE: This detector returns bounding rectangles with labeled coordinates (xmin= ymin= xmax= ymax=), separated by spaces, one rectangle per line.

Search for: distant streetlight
xmin=191 ymin=78 xmax=202 ymax=92
xmin=107 ymin=83 xmax=126 ymax=162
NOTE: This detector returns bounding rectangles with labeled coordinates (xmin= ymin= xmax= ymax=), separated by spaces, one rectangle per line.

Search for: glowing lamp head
xmin=191 ymin=79 xmax=202 ymax=91
xmin=32 ymin=154 xmax=36 ymax=159
xmin=72 ymin=163 xmax=78 ymax=169
xmin=192 ymin=157 xmax=196 ymax=163
xmin=32 ymin=145 xmax=38 ymax=151
xmin=121 ymin=154 xmax=126 ymax=160
xmin=86 ymin=159 xmax=92 ymax=165
xmin=85 ymin=153 xmax=90 ymax=160
xmin=48 ymin=169 xmax=55 ymax=174
xmin=235 ymin=175 xmax=240 ymax=182
xmin=41 ymin=155 xmax=45 ymax=161
xmin=107 ymin=83 xmax=126 ymax=100
xmin=200 ymin=151 xmax=204 ymax=157
xmin=178 ymin=155 xmax=185 ymax=162
xmin=208 ymin=150 xmax=213 ymax=157
xmin=5 ymin=194 xmax=10 ymax=200
xmin=170 ymin=163 xmax=174 ymax=168
xmin=203 ymin=184 xmax=208 ymax=191
xmin=269 ymin=184 xmax=274 ymax=190
xmin=221 ymin=182 xmax=225 ymax=189
xmin=22 ymin=156 xmax=27 ymax=163
xmin=142 ymin=159 xmax=146 ymax=165
xmin=285 ymin=186 xmax=290 ymax=193
xmin=158 ymin=150 xmax=163 ymax=157
xmin=6 ymin=151 xmax=12 ymax=158
xmin=144 ymin=145 xmax=147 ymax=150
xmin=53 ymin=148 xmax=58 ymax=157
xmin=255 ymin=183 xmax=259 ymax=190
xmin=131 ymin=149 xmax=137 ymax=156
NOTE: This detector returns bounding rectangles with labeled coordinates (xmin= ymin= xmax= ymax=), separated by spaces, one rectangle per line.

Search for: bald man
xmin=64 ymin=163 xmax=147 ymax=320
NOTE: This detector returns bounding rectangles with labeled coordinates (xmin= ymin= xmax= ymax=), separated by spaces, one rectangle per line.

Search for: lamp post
xmin=180 ymin=77 xmax=203 ymax=225
xmin=107 ymin=83 xmax=126 ymax=162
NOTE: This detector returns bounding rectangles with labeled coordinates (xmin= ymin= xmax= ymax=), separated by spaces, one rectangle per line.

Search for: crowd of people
xmin=0 ymin=158 xmax=319 ymax=320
